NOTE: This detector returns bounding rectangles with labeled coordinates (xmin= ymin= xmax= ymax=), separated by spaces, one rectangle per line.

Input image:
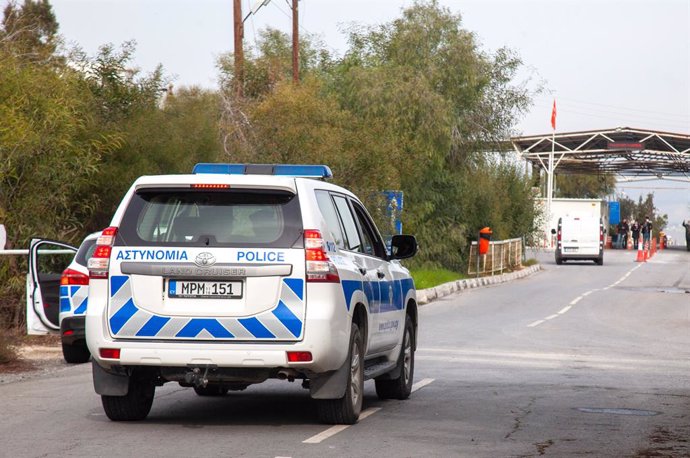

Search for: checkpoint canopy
xmin=510 ymin=127 xmax=690 ymax=246
xmin=511 ymin=127 xmax=690 ymax=181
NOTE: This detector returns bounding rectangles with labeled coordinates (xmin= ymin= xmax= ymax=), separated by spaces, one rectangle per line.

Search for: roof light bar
xmin=192 ymin=163 xmax=333 ymax=179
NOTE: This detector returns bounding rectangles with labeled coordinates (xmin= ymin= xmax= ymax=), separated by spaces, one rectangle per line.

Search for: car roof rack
xmin=192 ymin=163 xmax=333 ymax=180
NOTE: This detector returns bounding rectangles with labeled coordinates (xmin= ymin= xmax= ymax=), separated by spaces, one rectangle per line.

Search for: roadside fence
xmin=468 ymin=237 xmax=523 ymax=276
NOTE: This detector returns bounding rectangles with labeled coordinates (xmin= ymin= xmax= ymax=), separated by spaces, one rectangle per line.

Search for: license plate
xmin=564 ymin=247 xmax=577 ymax=253
xmin=168 ymin=280 xmax=243 ymax=299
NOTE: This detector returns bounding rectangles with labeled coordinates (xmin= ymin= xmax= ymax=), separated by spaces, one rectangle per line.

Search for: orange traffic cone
xmin=644 ymin=241 xmax=649 ymax=261
xmin=635 ymin=240 xmax=645 ymax=262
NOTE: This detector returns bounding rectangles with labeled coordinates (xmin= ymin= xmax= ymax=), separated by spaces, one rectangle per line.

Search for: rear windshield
xmin=74 ymin=238 xmax=97 ymax=267
xmin=117 ymin=189 xmax=303 ymax=248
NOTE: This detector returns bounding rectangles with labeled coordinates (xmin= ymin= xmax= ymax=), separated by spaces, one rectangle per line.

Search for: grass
xmin=522 ymin=258 xmax=539 ymax=267
xmin=410 ymin=268 xmax=465 ymax=290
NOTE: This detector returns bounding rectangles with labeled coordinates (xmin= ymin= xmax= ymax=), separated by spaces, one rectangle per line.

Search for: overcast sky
xmin=38 ymin=0 xmax=690 ymax=240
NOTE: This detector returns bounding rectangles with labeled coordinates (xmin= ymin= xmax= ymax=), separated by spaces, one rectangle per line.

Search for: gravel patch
xmin=0 ymin=339 xmax=72 ymax=385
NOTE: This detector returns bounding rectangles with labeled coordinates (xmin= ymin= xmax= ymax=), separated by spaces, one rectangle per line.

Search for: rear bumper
xmin=556 ymin=250 xmax=602 ymax=260
xmin=86 ymin=282 xmax=351 ymax=375
xmin=88 ymin=331 xmax=346 ymax=374
xmin=60 ymin=316 xmax=86 ymax=345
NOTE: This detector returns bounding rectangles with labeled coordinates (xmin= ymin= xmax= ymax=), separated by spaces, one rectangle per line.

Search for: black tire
xmin=556 ymin=257 xmax=563 ymax=265
xmin=595 ymin=256 xmax=604 ymax=266
xmin=193 ymin=384 xmax=229 ymax=396
xmin=316 ymin=323 xmax=364 ymax=425
xmin=61 ymin=342 xmax=90 ymax=364
xmin=101 ymin=374 xmax=155 ymax=421
xmin=375 ymin=314 xmax=415 ymax=400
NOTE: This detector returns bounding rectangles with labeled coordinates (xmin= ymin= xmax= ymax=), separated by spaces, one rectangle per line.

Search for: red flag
xmin=550 ymin=99 xmax=557 ymax=130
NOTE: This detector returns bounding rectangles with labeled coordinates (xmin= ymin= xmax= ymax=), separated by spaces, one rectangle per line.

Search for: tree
xmin=556 ymin=174 xmax=616 ymax=198
xmin=617 ymin=193 xmax=667 ymax=237
xmin=217 ymin=28 xmax=332 ymax=99
xmin=0 ymin=0 xmax=59 ymax=62
xmin=324 ymin=0 xmax=536 ymax=269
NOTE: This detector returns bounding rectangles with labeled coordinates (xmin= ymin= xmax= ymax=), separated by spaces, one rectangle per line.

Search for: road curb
xmin=416 ymin=264 xmax=542 ymax=305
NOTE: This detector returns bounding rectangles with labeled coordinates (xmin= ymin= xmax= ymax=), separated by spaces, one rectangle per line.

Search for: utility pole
xmin=292 ymin=0 xmax=299 ymax=83
xmin=233 ymin=0 xmax=244 ymax=97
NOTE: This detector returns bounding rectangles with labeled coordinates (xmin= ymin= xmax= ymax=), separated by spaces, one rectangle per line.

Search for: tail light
xmin=61 ymin=268 xmax=89 ymax=286
xmin=287 ymin=351 xmax=313 ymax=362
xmin=99 ymin=348 xmax=120 ymax=359
xmin=304 ymin=229 xmax=340 ymax=283
xmin=88 ymin=226 xmax=118 ymax=279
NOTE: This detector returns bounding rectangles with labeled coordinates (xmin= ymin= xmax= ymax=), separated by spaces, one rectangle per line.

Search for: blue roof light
xmin=193 ymin=163 xmax=333 ymax=179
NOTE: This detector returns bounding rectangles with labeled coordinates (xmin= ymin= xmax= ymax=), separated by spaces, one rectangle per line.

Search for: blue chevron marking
xmin=176 ymin=319 xmax=234 ymax=338
xmin=238 ymin=317 xmax=276 ymax=338
xmin=272 ymin=300 xmax=302 ymax=337
xmin=109 ymin=299 xmax=138 ymax=334
xmin=136 ymin=316 xmax=171 ymax=337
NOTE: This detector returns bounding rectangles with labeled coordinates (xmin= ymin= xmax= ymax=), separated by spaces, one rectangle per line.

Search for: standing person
xmin=620 ymin=218 xmax=629 ymax=249
xmin=641 ymin=216 xmax=653 ymax=245
xmin=683 ymin=220 xmax=690 ymax=252
xmin=630 ymin=219 xmax=640 ymax=247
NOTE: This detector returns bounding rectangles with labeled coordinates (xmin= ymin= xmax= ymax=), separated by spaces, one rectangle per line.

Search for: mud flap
xmin=309 ymin=359 xmax=350 ymax=400
xmin=92 ymin=361 xmax=129 ymax=396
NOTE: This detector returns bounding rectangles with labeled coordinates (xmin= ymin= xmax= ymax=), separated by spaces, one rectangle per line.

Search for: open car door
xmin=26 ymin=239 xmax=77 ymax=335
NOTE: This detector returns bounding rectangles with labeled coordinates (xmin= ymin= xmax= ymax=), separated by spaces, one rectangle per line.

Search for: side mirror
xmin=550 ymin=228 xmax=556 ymax=235
xmin=390 ymin=235 xmax=417 ymax=260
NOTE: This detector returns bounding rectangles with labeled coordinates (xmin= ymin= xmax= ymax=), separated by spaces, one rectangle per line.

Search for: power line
xmin=557 ymin=95 xmax=689 ymax=120
xmin=531 ymin=102 xmax=690 ymax=130
xmin=534 ymin=95 xmax=689 ymax=122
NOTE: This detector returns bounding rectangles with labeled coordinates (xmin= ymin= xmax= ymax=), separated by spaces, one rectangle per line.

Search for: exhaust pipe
xmin=277 ymin=369 xmax=297 ymax=382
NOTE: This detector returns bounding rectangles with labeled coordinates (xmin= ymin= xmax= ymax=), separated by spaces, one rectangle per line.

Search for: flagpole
xmin=547 ymin=99 xmax=556 ymax=247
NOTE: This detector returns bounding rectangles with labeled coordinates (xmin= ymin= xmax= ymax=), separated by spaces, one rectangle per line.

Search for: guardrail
xmin=468 ymin=237 xmax=523 ymax=276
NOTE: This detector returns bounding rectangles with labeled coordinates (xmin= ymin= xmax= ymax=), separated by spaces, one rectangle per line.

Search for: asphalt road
xmin=2 ymin=248 xmax=689 ymax=457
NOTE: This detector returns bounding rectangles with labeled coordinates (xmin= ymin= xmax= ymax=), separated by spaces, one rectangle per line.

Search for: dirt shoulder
xmin=0 ymin=335 xmax=69 ymax=385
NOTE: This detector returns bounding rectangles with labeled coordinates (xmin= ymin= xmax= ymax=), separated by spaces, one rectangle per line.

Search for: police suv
xmin=85 ymin=164 xmax=418 ymax=424
xmin=27 ymin=232 xmax=100 ymax=363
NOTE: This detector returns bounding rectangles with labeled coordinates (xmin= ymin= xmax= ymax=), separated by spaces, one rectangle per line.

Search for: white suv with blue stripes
xmin=86 ymin=164 xmax=418 ymax=424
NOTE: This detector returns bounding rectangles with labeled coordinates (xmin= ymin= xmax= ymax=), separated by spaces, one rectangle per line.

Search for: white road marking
xmin=529 ymin=263 xmax=643 ymax=328
xmin=303 ymin=407 xmax=381 ymax=444
xmin=411 ymin=378 xmax=435 ymax=392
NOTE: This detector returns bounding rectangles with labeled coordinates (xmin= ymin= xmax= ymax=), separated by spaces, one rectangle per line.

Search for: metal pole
xmin=475 ymin=241 xmax=480 ymax=278
xmin=546 ymin=129 xmax=555 ymax=246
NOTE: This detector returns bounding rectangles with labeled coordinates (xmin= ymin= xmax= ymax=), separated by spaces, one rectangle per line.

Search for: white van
xmin=553 ymin=216 xmax=604 ymax=265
